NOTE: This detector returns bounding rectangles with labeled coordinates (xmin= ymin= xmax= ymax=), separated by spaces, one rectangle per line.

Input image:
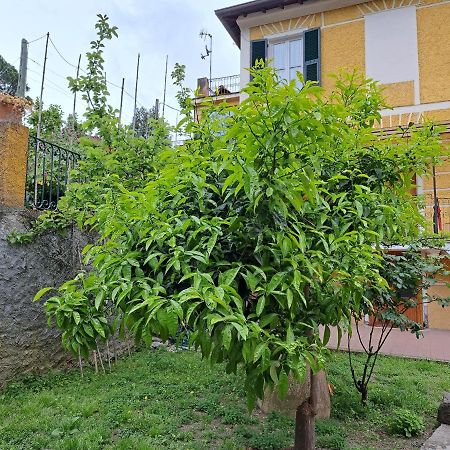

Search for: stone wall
xmin=0 ymin=206 xmax=91 ymax=387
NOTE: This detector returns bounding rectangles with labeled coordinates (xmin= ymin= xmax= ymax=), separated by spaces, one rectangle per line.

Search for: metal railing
xmin=210 ymin=74 xmax=240 ymax=96
xmin=25 ymin=136 xmax=81 ymax=210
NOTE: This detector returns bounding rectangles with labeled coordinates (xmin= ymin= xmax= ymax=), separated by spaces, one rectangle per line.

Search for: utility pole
xmin=34 ymin=32 xmax=50 ymax=207
xmin=162 ymin=55 xmax=168 ymax=119
xmin=69 ymin=54 xmax=81 ymax=147
xmin=72 ymin=54 xmax=81 ymax=120
xmin=132 ymin=53 xmax=140 ymax=131
xmin=155 ymin=99 xmax=160 ymax=120
xmin=118 ymin=77 xmax=125 ymax=125
xmin=36 ymin=33 xmax=50 ymax=141
xmin=16 ymin=38 xmax=28 ymax=97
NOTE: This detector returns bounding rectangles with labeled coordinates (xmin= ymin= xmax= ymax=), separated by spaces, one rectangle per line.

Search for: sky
xmin=0 ymin=0 xmax=241 ymax=130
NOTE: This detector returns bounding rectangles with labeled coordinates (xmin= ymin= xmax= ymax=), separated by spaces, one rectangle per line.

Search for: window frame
xmin=266 ymin=29 xmax=307 ymax=85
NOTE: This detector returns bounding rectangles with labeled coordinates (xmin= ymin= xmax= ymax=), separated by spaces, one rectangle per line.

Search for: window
xmin=269 ymin=37 xmax=304 ymax=84
xmin=250 ymin=28 xmax=321 ymax=85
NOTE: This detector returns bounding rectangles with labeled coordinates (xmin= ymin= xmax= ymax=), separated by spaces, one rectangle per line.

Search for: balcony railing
xmin=210 ymin=75 xmax=240 ymax=96
xmin=197 ymin=75 xmax=240 ymax=98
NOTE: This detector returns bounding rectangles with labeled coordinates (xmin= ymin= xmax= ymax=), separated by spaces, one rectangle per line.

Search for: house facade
xmin=203 ymin=0 xmax=450 ymax=330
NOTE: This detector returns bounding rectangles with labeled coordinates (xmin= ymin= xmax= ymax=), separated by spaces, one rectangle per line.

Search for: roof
xmin=215 ymin=0 xmax=322 ymax=47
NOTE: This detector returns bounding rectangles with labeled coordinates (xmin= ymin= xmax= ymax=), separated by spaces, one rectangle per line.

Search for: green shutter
xmin=251 ymin=40 xmax=267 ymax=68
xmin=304 ymin=28 xmax=320 ymax=84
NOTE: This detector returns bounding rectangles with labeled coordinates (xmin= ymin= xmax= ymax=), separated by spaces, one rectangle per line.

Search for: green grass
xmin=0 ymin=349 xmax=448 ymax=450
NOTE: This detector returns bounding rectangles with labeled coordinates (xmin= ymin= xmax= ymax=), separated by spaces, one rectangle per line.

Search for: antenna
xmin=199 ymin=29 xmax=212 ymax=93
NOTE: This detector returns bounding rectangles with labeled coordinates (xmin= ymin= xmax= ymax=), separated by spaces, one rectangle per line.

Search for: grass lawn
xmin=0 ymin=348 xmax=448 ymax=450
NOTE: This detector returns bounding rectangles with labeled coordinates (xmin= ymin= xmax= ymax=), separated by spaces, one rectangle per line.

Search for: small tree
xmin=348 ymin=245 xmax=450 ymax=404
xmin=27 ymin=99 xmax=64 ymax=139
xmin=132 ymin=106 xmax=158 ymax=138
xmin=38 ymin=65 xmax=443 ymax=449
xmin=0 ymin=55 xmax=19 ymax=95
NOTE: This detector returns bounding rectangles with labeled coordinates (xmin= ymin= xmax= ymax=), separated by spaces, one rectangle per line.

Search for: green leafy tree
xmin=132 ymin=105 xmax=158 ymax=138
xmin=349 ymin=245 xmax=449 ymax=404
xmin=37 ymin=64 xmax=442 ymax=450
xmin=68 ymin=13 xmax=118 ymax=142
xmin=27 ymin=99 xmax=64 ymax=139
xmin=0 ymin=55 xmax=19 ymax=95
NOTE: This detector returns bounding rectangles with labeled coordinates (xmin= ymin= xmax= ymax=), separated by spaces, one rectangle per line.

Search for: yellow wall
xmin=321 ymin=21 xmax=366 ymax=94
xmin=0 ymin=123 xmax=29 ymax=207
xmin=417 ymin=2 xmax=450 ymax=104
xmin=248 ymin=0 xmax=450 ymax=109
xmin=427 ymin=264 xmax=450 ymax=331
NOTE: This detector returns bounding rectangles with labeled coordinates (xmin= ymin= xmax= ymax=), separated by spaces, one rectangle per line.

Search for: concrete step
xmin=421 ymin=425 xmax=450 ymax=450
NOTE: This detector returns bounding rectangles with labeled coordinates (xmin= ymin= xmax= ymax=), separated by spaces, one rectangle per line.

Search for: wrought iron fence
xmin=25 ymin=136 xmax=81 ymax=210
xmin=210 ymin=74 xmax=240 ymax=96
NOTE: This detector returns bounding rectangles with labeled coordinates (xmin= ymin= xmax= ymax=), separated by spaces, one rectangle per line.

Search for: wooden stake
xmin=106 ymin=340 xmax=112 ymax=372
xmin=93 ymin=350 xmax=98 ymax=374
xmin=78 ymin=348 xmax=84 ymax=378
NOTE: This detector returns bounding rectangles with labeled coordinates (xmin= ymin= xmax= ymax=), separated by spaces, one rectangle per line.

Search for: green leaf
xmin=157 ymin=309 xmax=179 ymax=336
xmin=286 ymin=289 xmax=293 ymax=309
xmin=222 ymin=325 xmax=232 ymax=350
xmin=267 ymin=272 xmax=285 ymax=293
xmin=220 ymin=267 xmax=240 ymax=286
xmin=253 ymin=342 xmax=267 ymax=363
xmin=256 ymin=295 xmax=265 ymax=317
xmin=94 ymin=291 xmax=104 ymax=310
xmin=34 ymin=287 xmax=53 ymax=302
xmin=91 ymin=318 xmax=106 ymax=338
xmin=72 ymin=311 xmax=81 ymax=325
xmin=207 ymin=232 xmax=218 ymax=256
xmin=278 ymin=370 xmax=289 ymax=400
xmin=355 ymin=200 xmax=363 ymax=218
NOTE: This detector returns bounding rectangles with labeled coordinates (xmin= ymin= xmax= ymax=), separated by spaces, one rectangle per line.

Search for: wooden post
xmin=16 ymin=39 xmax=28 ymax=98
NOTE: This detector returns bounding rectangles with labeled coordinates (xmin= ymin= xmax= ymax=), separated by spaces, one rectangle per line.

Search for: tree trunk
xmin=294 ymin=367 xmax=320 ymax=450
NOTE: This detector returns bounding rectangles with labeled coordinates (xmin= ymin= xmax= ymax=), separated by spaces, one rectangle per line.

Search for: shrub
xmin=388 ymin=408 xmax=425 ymax=437
xmin=316 ymin=420 xmax=347 ymax=450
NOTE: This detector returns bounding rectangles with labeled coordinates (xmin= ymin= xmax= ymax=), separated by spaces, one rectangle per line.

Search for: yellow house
xmin=202 ymin=0 xmax=450 ymax=330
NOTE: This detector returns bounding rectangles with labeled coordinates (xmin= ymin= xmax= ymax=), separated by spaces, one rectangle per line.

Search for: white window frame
xmin=266 ymin=29 xmax=306 ymax=84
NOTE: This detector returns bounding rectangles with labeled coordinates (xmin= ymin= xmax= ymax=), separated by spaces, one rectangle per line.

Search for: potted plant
xmin=0 ymin=93 xmax=31 ymax=124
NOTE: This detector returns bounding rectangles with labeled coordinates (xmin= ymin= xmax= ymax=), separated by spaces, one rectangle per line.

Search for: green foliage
xmin=39 ymin=62 xmax=443 ymax=414
xmin=349 ymin=245 xmax=450 ymax=404
xmin=28 ymin=100 xmax=64 ymax=138
xmin=0 ymin=349 xmax=445 ymax=449
xmin=0 ymin=54 xmax=19 ymax=95
xmin=388 ymin=408 xmax=425 ymax=438
xmin=11 ymin=15 xmax=171 ymax=244
xmin=7 ymin=210 xmax=72 ymax=244
xmin=27 ymin=100 xmax=82 ymax=150
xmin=132 ymin=106 xmax=159 ymax=138
xmin=67 ymin=13 xmax=120 ymax=149
xmin=316 ymin=419 xmax=348 ymax=448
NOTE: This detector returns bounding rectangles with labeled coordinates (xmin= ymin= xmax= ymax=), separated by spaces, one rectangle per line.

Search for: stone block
xmin=438 ymin=393 xmax=450 ymax=425
xmin=258 ymin=370 xmax=331 ymax=419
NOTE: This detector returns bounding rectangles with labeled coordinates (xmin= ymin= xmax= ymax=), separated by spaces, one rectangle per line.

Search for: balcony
xmin=196 ymin=75 xmax=240 ymax=98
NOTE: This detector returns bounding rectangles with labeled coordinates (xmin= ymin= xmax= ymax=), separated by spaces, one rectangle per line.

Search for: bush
xmin=388 ymin=408 xmax=425 ymax=437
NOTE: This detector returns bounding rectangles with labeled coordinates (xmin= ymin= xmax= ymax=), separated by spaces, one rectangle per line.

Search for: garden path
xmin=326 ymin=324 xmax=450 ymax=362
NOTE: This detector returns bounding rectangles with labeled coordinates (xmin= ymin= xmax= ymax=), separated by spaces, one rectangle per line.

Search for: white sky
xmin=0 ymin=0 xmax=241 ymax=129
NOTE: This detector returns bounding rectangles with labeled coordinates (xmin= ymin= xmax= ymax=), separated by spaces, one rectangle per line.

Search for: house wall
xmin=427 ymin=258 xmax=450 ymax=330
xmin=241 ymin=0 xmax=450 ymax=119
xmin=235 ymin=0 xmax=450 ymax=330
